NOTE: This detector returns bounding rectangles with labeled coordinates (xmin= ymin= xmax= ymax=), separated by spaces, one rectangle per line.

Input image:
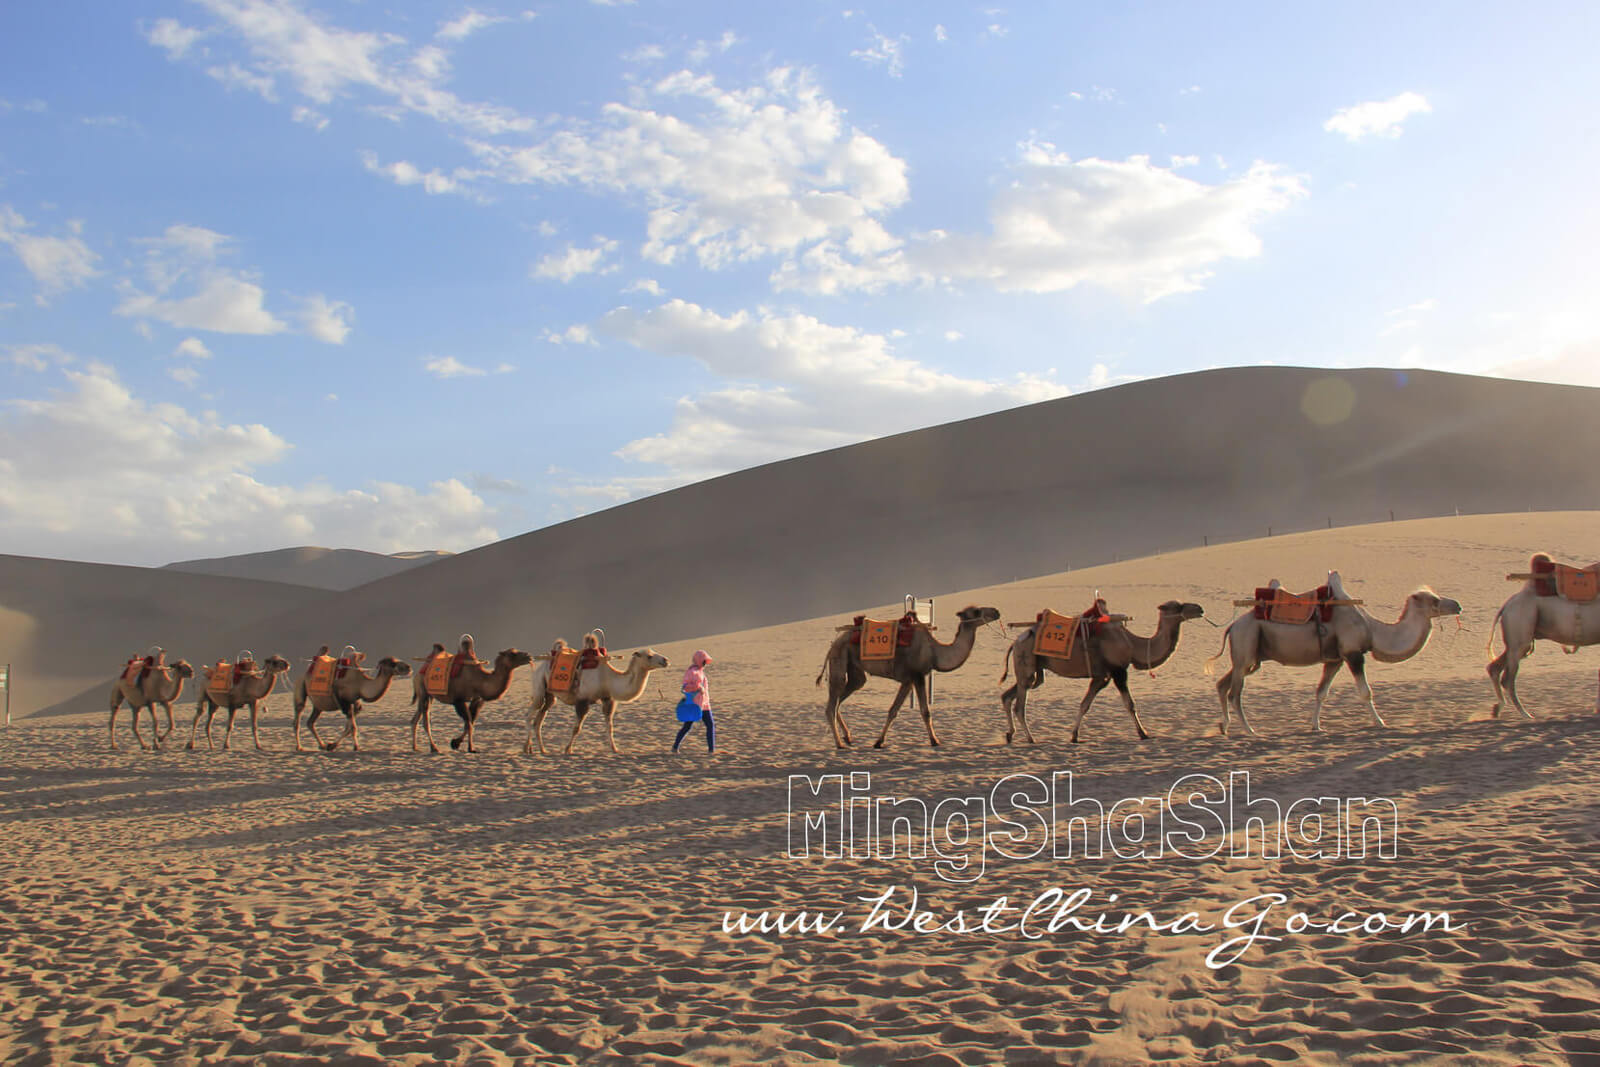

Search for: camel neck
xmin=1130 ymin=614 xmax=1184 ymax=671
xmin=1365 ymin=598 xmax=1434 ymax=662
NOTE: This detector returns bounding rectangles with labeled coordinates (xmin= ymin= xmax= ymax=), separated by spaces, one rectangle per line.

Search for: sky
xmin=2 ymin=1 xmax=1597 ymax=566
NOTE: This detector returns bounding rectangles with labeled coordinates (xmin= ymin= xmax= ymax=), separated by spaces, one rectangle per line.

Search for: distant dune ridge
xmin=163 ymin=546 xmax=453 ymax=591
xmin=11 ymin=365 xmax=1600 ymax=720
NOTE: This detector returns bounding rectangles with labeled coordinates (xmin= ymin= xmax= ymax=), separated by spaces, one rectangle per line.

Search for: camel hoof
xmin=1004 ymin=732 xmax=1013 ymax=744
xmin=873 ymin=740 xmax=885 ymax=749
xmin=1137 ymin=731 xmax=1150 ymax=741
xmin=324 ymin=742 xmax=339 ymax=752
xmin=185 ymin=742 xmax=195 ymax=751
xmin=449 ymin=738 xmax=462 ymax=750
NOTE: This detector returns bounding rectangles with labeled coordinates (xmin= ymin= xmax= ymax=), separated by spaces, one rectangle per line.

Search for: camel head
xmin=628 ymin=649 xmax=670 ymax=671
xmin=1156 ymin=600 xmax=1206 ymax=623
xmin=377 ymin=656 xmax=412 ymax=677
xmin=1407 ymin=588 xmax=1462 ymax=619
xmin=955 ymin=605 xmax=1002 ymax=627
xmin=170 ymin=659 xmax=195 ymax=679
xmin=262 ymin=654 xmax=291 ymax=673
xmin=495 ymin=648 xmax=534 ymax=670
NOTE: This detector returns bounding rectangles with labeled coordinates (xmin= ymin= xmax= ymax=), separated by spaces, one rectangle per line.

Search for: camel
xmin=108 ymin=659 xmax=193 ymax=751
xmin=523 ymin=648 xmax=671 ymax=755
xmin=1487 ymin=555 xmax=1600 ymax=719
xmin=292 ymin=655 xmax=413 ymax=752
xmin=1206 ymin=571 xmax=1461 ymax=735
xmin=409 ymin=647 xmax=532 ymax=754
xmin=188 ymin=655 xmax=292 ymax=751
xmin=815 ymin=605 xmax=1002 ymax=749
xmin=999 ymin=600 xmax=1206 ymax=744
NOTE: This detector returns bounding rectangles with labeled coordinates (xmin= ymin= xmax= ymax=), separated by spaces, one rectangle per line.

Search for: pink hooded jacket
xmin=681 ymin=650 xmax=712 ymax=711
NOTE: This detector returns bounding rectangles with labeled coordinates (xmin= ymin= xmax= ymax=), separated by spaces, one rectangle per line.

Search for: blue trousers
xmin=674 ymin=708 xmax=715 ymax=752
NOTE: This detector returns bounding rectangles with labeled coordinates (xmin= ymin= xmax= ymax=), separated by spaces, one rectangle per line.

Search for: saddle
xmin=206 ymin=661 xmax=236 ymax=695
xmin=849 ymin=613 xmax=920 ymax=661
xmin=549 ymin=648 xmax=580 ymax=694
xmin=121 ymin=659 xmax=145 ymax=685
xmin=306 ymin=654 xmax=337 ymax=699
xmin=1252 ymin=584 xmax=1336 ymax=624
xmin=1034 ymin=601 xmax=1112 ymax=659
xmin=1531 ymin=555 xmax=1600 ymax=603
xmin=422 ymin=652 xmax=453 ymax=699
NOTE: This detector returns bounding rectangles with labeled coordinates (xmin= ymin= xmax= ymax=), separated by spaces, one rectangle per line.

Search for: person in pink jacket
xmin=673 ymin=649 xmax=715 ymax=753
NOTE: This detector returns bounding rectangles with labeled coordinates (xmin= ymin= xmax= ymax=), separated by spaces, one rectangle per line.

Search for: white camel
xmin=523 ymin=649 xmax=670 ymax=755
xmin=1487 ymin=554 xmax=1600 ymax=719
xmin=1206 ymin=571 xmax=1461 ymax=735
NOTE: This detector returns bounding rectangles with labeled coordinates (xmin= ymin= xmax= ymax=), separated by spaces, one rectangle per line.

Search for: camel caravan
xmin=104 ymin=553 xmax=1600 ymax=752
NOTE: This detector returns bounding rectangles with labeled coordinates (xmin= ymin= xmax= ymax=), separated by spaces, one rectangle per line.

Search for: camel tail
xmin=999 ymin=644 xmax=1012 ymax=685
xmin=815 ymin=655 xmax=829 ymax=687
xmin=1485 ymin=603 xmax=1506 ymax=660
xmin=1203 ymin=624 xmax=1234 ymax=677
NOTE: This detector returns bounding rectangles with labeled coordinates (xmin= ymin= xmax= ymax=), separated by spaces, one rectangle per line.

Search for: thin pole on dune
xmin=1 ymin=663 xmax=9 ymax=726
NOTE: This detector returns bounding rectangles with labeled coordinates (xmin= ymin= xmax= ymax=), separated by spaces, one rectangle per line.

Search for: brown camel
xmin=293 ymin=655 xmax=413 ymax=752
xmin=1206 ymin=571 xmax=1461 ymax=735
xmin=108 ymin=659 xmax=193 ymax=751
xmin=815 ymin=605 xmax=1001 ymax=748
xmin=522 ymin=648 xmax=671 ymax=755
xmin=188 ymin=655 xmax=291 ymax=751
xmin=409 ymin=646 xmax=532 ymax=753
xmin=999 ymin=600 xmax=1206 ymax=744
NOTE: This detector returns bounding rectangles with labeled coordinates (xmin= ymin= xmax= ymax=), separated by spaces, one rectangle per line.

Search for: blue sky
xmin=2 ymin=1 xmax=1596 ymax=565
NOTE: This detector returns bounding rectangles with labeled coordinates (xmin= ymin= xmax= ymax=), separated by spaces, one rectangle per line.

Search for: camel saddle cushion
xmin=855 ymin=617 xmax=900 ymax=661
xmin=306 ymin=655 xmax=337 ymax=698
xmin=549 ymin=649 xmax=580 ymax=694
xmin=1035 ymin=609 xmax=1081 ymax=659
xmin=206 ymin=661 xmax=235 ymax=695
xmin=1253 ymin=585 xmax=1334 ymax=624
xmin=1531 ymin=555 xmax=1600 ymax=603
xmin=423 ymin=653 xmax=453 ymax=698
xmin=121 ymin=659 xmax=144 ymax=685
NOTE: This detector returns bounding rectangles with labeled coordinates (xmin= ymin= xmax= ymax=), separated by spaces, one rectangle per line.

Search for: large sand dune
xmin=2 ymin=512 xmax=1598 ymax=1062
xmin=164 ymin=546 xmax=452 ymax=591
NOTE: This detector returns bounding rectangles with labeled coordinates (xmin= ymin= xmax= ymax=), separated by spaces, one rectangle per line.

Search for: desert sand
xmin=3 ymin=510 xmax=1599 ymax=1064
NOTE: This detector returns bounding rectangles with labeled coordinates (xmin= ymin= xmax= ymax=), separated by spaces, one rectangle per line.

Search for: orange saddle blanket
xmin=1253 ymin=585 xmax=1334 ymax=625
xmin=306 ymin=655 xmax=336 ymax=698
xmin=422 ymin=653 xmax=453 ymax=699
xmin=1035 ymin=610 xmax=1081 ymax=659
xmin=849 ymin=613 xmax=920 ymax=661
xmin=548 ymin=649 xmax=580 ymax=694
xmin=206 ymin=662 xmax=235 ymax=695
xmin=1532 ymin=557 xmax=1600 ymax=603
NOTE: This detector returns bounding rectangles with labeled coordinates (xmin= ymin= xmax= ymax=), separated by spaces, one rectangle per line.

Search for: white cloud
xmin=777 ymin=144 xmax=1307 ymax=302
xmin=469 ymin=67 xmax=909 ymax=271
xmin=852 ymin=27 xmax=908 ymax=77
xmin=173 ymin=337 xmax=212 ymax=359
xmin=533 ymin=239 xmax=620 ymax=282
xmin=588 ymin=299 xmax=1066 ymax=480
xmin=0 ymin=365 xmax=498 ymax=561
xmin=299 ymin=294 xmax=353 ymax=344
xmin=934 ymin=24 xmax=947 ymax=42
xmin=0 ymin=206 xmax=101 ymax=302
xmin=292 ymin=105 xmax=329 ymax=130
xmin=360 ymin=151 xmax=480 ymax=197
xmin=544 ymin=324 xmax=594 ymax=345
xmin=687 ymin=31 xmax=738 ymax=65
xmin=437 ymin=10 xmax=508 ymax=41
xmin=423 ymin=355 xmax=486 ymax=378
xmin=943 ymin=330 xmax=963 ymax=341
xmin=4 ymin=343 xmax=74 ymax=372
xmin=115 ymin=223 xmax=347 ymax=340
xmin=208 ymin=62 xmax=277 ymax=98
xmin=145 ymin=18 xmax=205 ymax=59
xmin=625 ymin=278 xmax=663 ymax=296
xmin=162 ymin=0 xmax=533 ymax=137
xmin=1324 ymin=92 xmax=1431 ymax=141
xmin=169 ymin=364 xmax=201 ymax=386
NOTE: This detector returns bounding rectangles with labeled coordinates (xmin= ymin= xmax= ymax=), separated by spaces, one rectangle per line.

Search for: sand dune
xmin=0 ymin=554 xmax=326 ymax=719
xmin=164 ymin=546 xmax=452 ymax=591
xmin=19 ymin=367 xmax=1600 ymax=722
xmin=2 ymin=512 xmax=1597 ymax=1062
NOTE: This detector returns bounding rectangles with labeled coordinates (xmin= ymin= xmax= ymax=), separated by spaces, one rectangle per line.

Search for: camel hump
xmin=1324 ymin=571 xmax=1347 ymax=600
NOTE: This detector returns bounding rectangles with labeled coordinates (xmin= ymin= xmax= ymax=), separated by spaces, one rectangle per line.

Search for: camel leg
xmin=127 ymin=705 xmax=150 ymax=751
xmin=914 ymin=676 xmax=939 ymax=747
xmin=307 ymin=707 xmax=335 ymax=750
xmin=412 ymin=699 xmax=441 ymax=754
xmin=448 ymin=700 xmax=471 ymax=751
xmin=109 ymin=701 xmax=123 ymax=751
xmin=530 ymin=696 xmax=554 ymax=756
xmin=605 ymin=700 xmax=621 ymax=755
xmin=1214 ymin=671 xmax=1234 ymax=736
xmin=873 ymin=682 xmax=914 ymax=749
xmin=1486 ymin=650 xmax=1508 ymax=718
xmin=157 ymin=703 xmax=173 ymax=744
xmin=293 ymin=704 xmax=306 ymax=752
xmin=567 ymin=699 xmax=592 ymax=754
xmin=837 ymin=665 xmax=867 ymax=746
xmin=1110 ymin=666 xmax=1149 ymax=741
xmin=1226 ymin=669 xmax=1258 ymax=736
xmin=464 ymin=699 xmax=483 ymax=754
xmin=222 ymin=706 xmax=238 ymax=751
xmin=1498 ymin=647 xmax=1536 ymax=720
xmin=1345 ymin=653 xmax=1385 ymax=727
xmin=326 ymin=706 xmax=355 ymax=750
xmin=824 ymin=690 xmax=848 ymax=750
xmin=186 ymin=699 xmax=207 ymax=750
xmin=1071 ymin=675 xmax=1111 ymax=744
xmin=249 ymin=701 xmax=264 ymax=751
xmin=1312 ymin=661 xmax=1341 ymax=732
